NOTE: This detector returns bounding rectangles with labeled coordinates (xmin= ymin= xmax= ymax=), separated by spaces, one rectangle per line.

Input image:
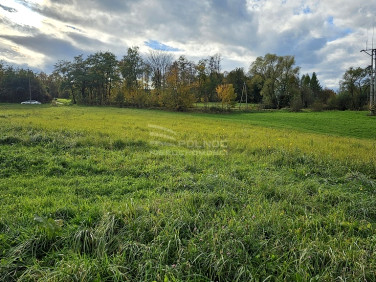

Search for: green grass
xmin=195 ymin=110 xmax=376 ymax=139
xmin=55 ymin=98 xmax=72 ymax=106
xmin=0 ymin=104 xmax=376 ymax=281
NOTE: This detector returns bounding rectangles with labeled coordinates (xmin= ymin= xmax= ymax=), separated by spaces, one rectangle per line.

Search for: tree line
xmin=0 ymin=48 xmax=372 ymax=111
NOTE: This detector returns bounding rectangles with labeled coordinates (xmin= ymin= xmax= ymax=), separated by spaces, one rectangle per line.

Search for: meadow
xmin=0 ymin=104 xmax=376 ymax=281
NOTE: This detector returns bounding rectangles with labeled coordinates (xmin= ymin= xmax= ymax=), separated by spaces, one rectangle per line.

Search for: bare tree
xmin=145 ymin=50 xmax=173 ymax=91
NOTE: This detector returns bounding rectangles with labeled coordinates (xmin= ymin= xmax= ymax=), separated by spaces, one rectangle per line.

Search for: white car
xmin=21 ymin=100 xmax=42 ymax=105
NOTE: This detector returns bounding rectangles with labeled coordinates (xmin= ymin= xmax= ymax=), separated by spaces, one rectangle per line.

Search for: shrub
xmin=311 ymin=100 xmax=324 ymax=112
xmin=336 ymin=92 xmax=351 ymax=110
xmin=326 ymin=95 xmax=338 ymax=110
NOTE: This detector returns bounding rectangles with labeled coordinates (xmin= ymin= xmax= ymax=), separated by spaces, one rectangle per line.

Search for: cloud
xmin=0 ymin=31 xmax=89 ymax=72
xmin=1 ymin=33 xmax=83 ymax=59
xmin=0 ymin=4 xmax=17 ymax=13
xmin=1 ymin=0 xmax=376 ymax=89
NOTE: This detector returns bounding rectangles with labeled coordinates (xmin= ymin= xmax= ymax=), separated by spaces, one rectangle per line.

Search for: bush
xmin=311 ymin=100 xmax=324 ymax=112
xmin=336 ymin=92 xmax=351 ymax=111
xmin=326 ymin=96 xmax=338 ymax=110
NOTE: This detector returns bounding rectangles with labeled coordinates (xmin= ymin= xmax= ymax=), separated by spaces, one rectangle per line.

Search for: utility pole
xmin=29 ymin=77 xmax=32 ymax=102
xmin=361 ymin=48 xmax=376 ymax=115
xmin=244 ymin=82 xmax=248 ymax=110
xmin=238 ymin=82 xmax=248 ymax=111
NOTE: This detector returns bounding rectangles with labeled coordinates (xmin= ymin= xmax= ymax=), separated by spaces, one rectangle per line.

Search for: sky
xmin=0 ymin=0 xmax=375 ymax=89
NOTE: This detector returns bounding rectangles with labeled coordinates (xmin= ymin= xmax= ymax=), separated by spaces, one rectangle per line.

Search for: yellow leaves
xmin=216 ymin=84 xmax=237 ymax=108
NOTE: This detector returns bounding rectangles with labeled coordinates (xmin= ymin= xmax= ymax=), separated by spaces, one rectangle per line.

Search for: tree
xmin=72 ymin=54 xmax=89 ymax=103
xmin=249 ymin=54 xmax=299 ymax=108
xmin=145 ymin=50 xmax=173 ymax=94
xmin=0 ymin=67 xmax=50 ymax=103
xmin=54 ymin=52 xmax=119 ymax=105
xmin=225 ymin=68 xmax=250 ymax=102
xmin=161 ymin=56 xmax=196 ymax=110
xmin=120 ymin=47 xmax=144 ymax=91
xmin=290 ymin=92 xmax=303 ymax=112
xmin=276 ymin=55 xmax=300 ymax=108
xmin=339 ymin=67 xmax=369 ymax=110
xmin=248 ymin=74 xmax=263 ymax=103
xmin=216 ymin=84 xmax=237 ymax=109
xmin=207 ymin=54 xmax=223 ymax=101
xmin=310 ymin=72 xmax=322 ymax=100
xmin=195 ymin=59 xmax=208 ymax=104
xmin=319 ymin=88 xmax=336 ymax=105
xmin=250 ymin=54 xmax=281 ymax=107
xmin=300 ymin=74 xmax=313 ymax=107
xmin=86 ymin=52 xmax=119 ymax=105
xmin=38 ymin=72 xmax=60 ymax=99
xmin=54 ymin=60 xmax=77 ymax=103
xmin=0 ymin=62 xmax=4 ymax=88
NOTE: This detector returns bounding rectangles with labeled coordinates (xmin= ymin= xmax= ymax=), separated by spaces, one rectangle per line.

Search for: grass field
xmin=1 ymin=104 xmax=376 ymax=281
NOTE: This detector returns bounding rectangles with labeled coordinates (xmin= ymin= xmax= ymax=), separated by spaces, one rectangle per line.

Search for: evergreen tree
xmin=310 ymin=72 xmax=322 ymax=100
xmin=300 ymin=74 xmax=313 ymax=107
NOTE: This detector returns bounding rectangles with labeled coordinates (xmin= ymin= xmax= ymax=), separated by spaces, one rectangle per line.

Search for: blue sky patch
xmin=328 ymin=27 xmax=353 ymax=42
xmin=343 ymin=28 xmax=353 ymax=36
xmin=328 ymin=16 xmax=334 ymax=25
xmin=66 ymin=25 xmax=82 ymax=32
xmin=302 ymin=6 xmax=312 ymax=14
xmin=144 ymin=40 xmax=182 ymax=52
xmin=293 ymin=5 xmax=312 ymax=15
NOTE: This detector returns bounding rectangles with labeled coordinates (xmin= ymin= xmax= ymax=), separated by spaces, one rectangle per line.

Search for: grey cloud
xmin=89 ymin=0 xmax=135 ymax=12
xmin=49 ymin=0 xmax=73 ymax=4
xmin=0 ymin=33 xmax=85 ymax=61
xmin=207 ymin=0 xmax=250 ymax=20
xmin=274 ymin=30 xmax=327 ymax=65
xmin=67 ymin=32 xmax=107 ymax=50
xmin=294 ymin=38 xmax=327 ymax=64
xmin=32 ymin=0 xmax=257 ymax=47
xmin=202 ymin=0 xmax=258 ymax=46
xmin=0 ymin=46 xmax=19 ymax=58
xmin=0 ymin=17 xmax=40 ymax=34
xmin=0 ymin=4 xmax=17 ymax=13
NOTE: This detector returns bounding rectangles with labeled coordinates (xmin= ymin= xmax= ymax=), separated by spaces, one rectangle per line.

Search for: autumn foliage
xmin=216 ymin=84 xmax=237 ymax=109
